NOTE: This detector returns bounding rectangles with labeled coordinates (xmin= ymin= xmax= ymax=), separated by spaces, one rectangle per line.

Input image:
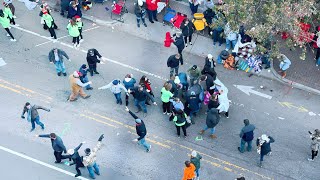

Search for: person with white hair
xmin=67 ymin=142 xmax=86 ymax=177
xmin=190 ymin=150 xmax=202 ymax=180
xmin=134 ymin=0 xmax=147 ymax=28
xmin=256 ymin=134 xmax=275 ymax=167
xmin=68 ymin=71 xmax=92 ymax=101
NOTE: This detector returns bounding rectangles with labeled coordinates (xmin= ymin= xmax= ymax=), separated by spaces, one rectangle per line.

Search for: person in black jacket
xmin=67 ymin=142 xmax=85 ymax=177
xmin=185 ymin=91 xmax=201 ymax=124
xmin=86 ymin=48 xmax=102 ymax=76
xmin=128 ymin=85 xmax=157 ymax=117
xmin=180 ymin=18 xmax=195 ymax=47
xmin=199 ymin=108 xmax=220 ymax=139
xmin=200 ymin=74 xmax=215 ymax=95
xmin=167 ymin=54 xmax=183 ymax=77
xmin=172 ymin=32 xmax=185 ymax=57
xmin=257 ymin=134 xmax=275 ymax=167
xmin=125 ymin=107 xmax=151 ymax=152
xmin=79 ymin=64 xmax=93 ymax=90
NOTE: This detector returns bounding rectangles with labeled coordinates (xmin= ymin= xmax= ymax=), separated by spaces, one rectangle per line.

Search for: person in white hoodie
xmin=98 ymin=79 xmax=128 ymax=105
xmin=214 ymin=78 xmax=230 ymax=118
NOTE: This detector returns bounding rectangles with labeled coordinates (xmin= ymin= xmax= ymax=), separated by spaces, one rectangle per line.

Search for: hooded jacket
xmin=134 ymin=1 xmax=146 ymax=17
xmin=39 ymin=134 xmax=67 ymax=152
xmin=86 ymin=49 xmax=102 ymax=65
xmin=99 ymin=81 xmax=127 ymax=94
xmin=42 ymin=14 xmax=54 ymax=28
xmin=180 ymin=21 xmax=195 ymax=37
xmin=167 ymin=55 xmax=183 ymax=68
xmin=203 ymin=74 xmax=215 ymax=91
xmin=186 ymin=95 xmax=201 ymax=111
xmin=22 ymin=105 xmax=50 ymax=120
xmin=187 ymin=66 xmax=201 ymax=79
xmin=182 ymin=163 xmax=196 ymax=180
xmin=67 ymin=22 xmax=80 ymax=37
xmin=129 ymin=110 xmax=147 ymax=140
xmin=48 ymin=49 xmax=69 ymax=64
xmin=173 ymin=34 xmax=185 ymax=50
xmin=190 ymin=154 xmax=202 ymax=171
xmin=257 ymin=136 xmax=275 ymax=155
xmin=123 ymin=78 xmax=136 ymax=90
xmin=240 ymin=120 xmax=255 ymax=142
xmin=206 ymin=108 xmax=220 ymax=128
xmin=0 ymin=13 xmax=10 ymax=28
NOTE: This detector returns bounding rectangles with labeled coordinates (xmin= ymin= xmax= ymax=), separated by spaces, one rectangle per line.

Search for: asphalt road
xmin=0 ymin=2 xmax=319 ymax=180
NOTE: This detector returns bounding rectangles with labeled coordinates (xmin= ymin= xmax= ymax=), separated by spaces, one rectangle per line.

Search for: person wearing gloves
xmin=134 ymin=0 xmax=147 ymax=28
xmin=68 ymin=71 xmax=92 ymax=101
xmin=167 ymin=53 xmax=183 ymax=77
xmin=79 ymin=64 xmax=93 ymax=90
xmin=128 ymin=85 xmax=157 ymax=117
xmin=83 ymin=134 xmax=104 ymax=179
xmin=190 ymin=150 xmax=202 ymax=180
xmin=238 ymin=119 xmax=255 ymax=153
xmin=123 ymin=74 xmax=136 ymax=106
xmin=48 ymin=48 xmax=70 ymax=76
xmin=98 ymin=79 xmax=128 ymax=105
xmin=21 ymin=102 xmax=50 ymax=132
xmin=256 ymin=134 xmax=275 ymax=167
xmin=278 ymin=54 xmax=291 ymax=78
xmin=67 ymin=142 xmax=85 ymax=177
xmin=308 ymin=129 xmax=320 ymax=161
xmin=125 ymin=107 xmax=151 ymax=152
xmin=36 ymin=133 xmax=69 ymax=163
xmin=199 ymin=108 xmax=220 ymax=139
xmin=86 ymin=48 xmax=102 ymax=76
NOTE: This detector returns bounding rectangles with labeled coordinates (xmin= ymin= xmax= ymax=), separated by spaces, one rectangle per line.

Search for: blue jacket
xmin=123 ymin=78 xmax=136 ymax=90
xmin=178 ymin=72 xmax=188 ymax=85
xmin=39 ymin=134 xmax=67 ymax=153
xmin=240 ymin=124 xmax=255 ymax=141
xmin=279 ymin=56 xmax=291 ymax=71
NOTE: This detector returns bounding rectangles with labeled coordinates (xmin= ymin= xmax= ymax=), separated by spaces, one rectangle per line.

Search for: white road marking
xmin=234 ymin=85 xmax=272 ymax=99
xmin=278 ymin=117 xmax=285 ymax=120
xmin=13 ymin=26 xmax=168 ymax=81
xmin=0 ymin=58 xmax=6 ymax=66
xmin=0 ymin=145 xmax=89 ymax=180
xmin=35 ymin=26 xmax=100 ymax=47
xmin=308 ymin=112 xmax=316 ymax=116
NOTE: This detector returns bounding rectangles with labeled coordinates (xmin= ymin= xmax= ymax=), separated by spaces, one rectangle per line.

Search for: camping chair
xmin=110 ymin=0 xmax=128 ymax=22
xmin=171 ymin=12 xmax=187 ymax=29
xmin=192 ymin=13 xmax=208 ymax=35
xmin=163 ymin=7 xmax=176 ymax=26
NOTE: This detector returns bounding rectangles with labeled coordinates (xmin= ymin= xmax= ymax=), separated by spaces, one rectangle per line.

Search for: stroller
xmin=110 ymin=0 xmax=128 ymax=22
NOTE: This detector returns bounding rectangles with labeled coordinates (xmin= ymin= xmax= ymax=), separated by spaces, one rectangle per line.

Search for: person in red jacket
xmin=164 ymin=32 xmax=174 ymax=47
xmin=146 ymin=0 xmax=159 ymax=23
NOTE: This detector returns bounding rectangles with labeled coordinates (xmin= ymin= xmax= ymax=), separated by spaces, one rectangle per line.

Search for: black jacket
xmin=180 ymin=22 xmax=195 ymax=37
xmin=129 ymin=87 xmax=154 ymax=102
xmin=86 ymin=49 xmax=102 ymax=65
xmin=129 ymin=110 xmax=147 ymax=140
xmin=208 ymin=99 xmax=219 ymax=110
xmin=39 ymin=134 xmax=67 ymax=153
xmin=257 ymin=136 xmax=275 ymax=155
xmin=206 ymin=108 xmax=220 ymax=128
xmin=168 ymin=80 xmax=178 ymax=97
xmin=69 ymin=143 xmax=84 ymax=166
xmin=173 ymin=35 xmax=185 ymax=50
xmin=201 ymin=66 xmax=216 ymax=79
xmin=167 ymin=55 xmax=183 ymax=68
xmin=203 ymin=74 xmax=215 ymax=91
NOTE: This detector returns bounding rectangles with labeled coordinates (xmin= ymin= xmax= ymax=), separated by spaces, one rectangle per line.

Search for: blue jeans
xmin=54 ymin=61 xmax=66 ymax=73
xmin=239 ymin=139 xmax=252 ymax=152
xmin=203 ymin=126 xmax=215 ymax=134
xmin=316 ymin=57 xmax=320 ymax=65
xmin=195 ymin=168 xmax=200 ymax=177
xmin=139 ymin=137 xmax=150 ymax=151
xmin=31 ymin=116 xmax=44 ymax=130
xmin=114 ymin=93 xmax=122 ymax=104
xmin=82 ymin=76 xmax=92 ymax=89
xmin=87 ymin=162 xmax=100 ymax=178
xmin=225 ymin=39 xmax=237 ymax=50
xmin=134 ymin=99 xmax=147 ymax=113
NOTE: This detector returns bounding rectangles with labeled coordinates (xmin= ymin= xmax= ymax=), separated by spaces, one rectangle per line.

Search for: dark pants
xmin=31 ymin=116 xmax=44 ymax=130
xmin=88 ymin=64 xmax=97 ymax=76
xmin=75 ymin=162 xmax=85 ymax=175
xmin=316 ymin=48 xmax=320 ymax=60
xmin=48 ymin=27 xmax=57 ymax=39
xmin=125 ymin=93 xmax=130 ymax=106
xmin=162 ymin=102 xmax=171 ymax=113
xmin=147 ymin=9 xmax=157 ymax=22
xmin=189 ymin=3 xmax=198 ymax=14
xmin=4 ymin=28 xmax=14 ymax=39
xmin=8 ymin=3 xmax=15 ymax=15
xmin=54 ymin=151 xmax=69 ymax=163
xmin=176 ymin=124 xmax=187 ymax=136
xmin=312 ymin=150 xmax=318 ymax=160
xmin=184 ymin=35 xmax=192 ymax=44
xmin=79 ymin=28 xmax=83 ymax=39
xmin=212 ymin=28 xmax=223 ymax=45
xmin=72 ymin=36 xmax=80 ymax=44
xmin=9 ymin=18 xmax=15 ymax=25
xmin=60 ymin=4 xmax=68 ymax=15
xmin=178 ymin=48 xmax=184 ymax=59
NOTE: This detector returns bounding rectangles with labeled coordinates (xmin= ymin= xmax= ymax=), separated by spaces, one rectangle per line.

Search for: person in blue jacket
xmin=123 ymin=74 xmax=136 ymax=106
xmin=238 ymin=119 xmax=255 ymax=153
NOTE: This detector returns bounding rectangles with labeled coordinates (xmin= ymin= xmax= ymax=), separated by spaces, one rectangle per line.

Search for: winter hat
xmin=135 ymin=118 xmax=142 ymax=124
xmin=220 ymin=50 xmax=229 ymax=60
xmin=191 ymin=150 xmax=197 ymax=157
xmin=138 ymin=0 xmax=143 ymax=6
xmin=67 ymin=149 xmax=75 ymax=155
xmin=74 ymin=15 xmax=81 ymax=19
xmin=174 ymin=76 xmax=180 ymax=84
xmin=81 ymin=64 xmax=87 ymax=69
xmin=261 ymin=134 xmax=269 ymax=141
xmin=73 ymin=71 xmax=80 ymax=77
xmin=244 ymin=119 xmax=249 ymax=125
xmin=207 ymin=54 xmax=213 ymax=59
xmin=192 ymin=65 xmax=197 ymax=70
xmin=112 ymin=80 xmax=119 ymax=85
xmin=43 ymin=11 xmax=48 ymax=15
xmin=85 ymin=148 xmax=91 ymax=155
xmin=25 ymin=102 xmax=31 ymax=106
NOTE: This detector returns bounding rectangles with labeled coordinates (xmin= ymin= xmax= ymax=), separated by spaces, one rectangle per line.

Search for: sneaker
xmin=52 ymin=39 xmax=57 ymax=43
xmin=237 ymin=147 xmax=243 ymax=153
xmin=57 ymin=72 xmax=61 ymax=76
xmin=6 ymin=34 xmax=10 ymax=37
xmin=154 ymin=19 xmax=158 ymax=21
xmin=146 ymin=145 xmax=151 ymax=152
xmin=69 ymin=98 xmax=78 ymax=102
xmin=135 ymin=109 xmax=141 ymax=113
xmin=308 ymin=158 xmax=314 ymax=161
xmin=79 ymin=39 xmax=84 ymax=43
xmin=184 ymin=135 xmax=187 ymax=139
xmin=94 ymin=71 xmax=99 ymax=74
xmin=75 ymin=174 xmax=81 ymax=177
xmin=185 ymin=44 xmax=188 ymax=47
xmin=143 ymin=112 xmax=147 ymax=117
xmin=316 ymin=64 xmax=319 ymax=67
xmin=143 ymin=23 xmax=147 ymax=27
xmin=210 ymin=134 xmax=217 ymax=139
xmin=190 ymin=42 xmax=192 ymax=45
xmin=83 ymin=95 xmax=91 ymax=99
xmin=86 ymin=87 xmax=93 ymax=90
xmin=13 ymin=15 xmax=17 ymax=18
xmin=13 ymin=24 xmax=20 ymax=27
xmin=10 ymin=39 xmax=16 ymax=42
xmin=63 ymin=73 xmax=67 ymax=76
xmin=163 ymin=112 xmax=167 ymax=114
xmin=30 ymin=128 xmax=35 ymax=132
xmin=258 ymin=162 xmax=262 ymax=167
xmin=177 ymin=135 xmax=180 ymax=138
xmin=41 ymin=126 xmax=45 ymax=130
xmin=73 ymin=43 xmax=77 ymax=48
xmin=150 ymin=20 xmax=154 ymax=23
xmin=76 ymin=43 xmax=80 ymax=48
xmin=137 ymin=23 xmax=140 ymax=28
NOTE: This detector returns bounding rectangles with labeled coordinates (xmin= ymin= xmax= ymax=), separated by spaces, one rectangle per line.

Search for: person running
xmin=308 ymin=129 xmax=320 ymax=161
xmin=167 ymin=53 xmax=183 ymax=77
xmin=238 ymin=119 xmax=255 ymax=153
xmin=41 ymin=11 xmax=57 ymax=40
xmin=199 ymin=108 xmax=220 ymax=139
xmin=182 ymin=160 xmax=196 ymax=180
xmin=36 ymin=133 xmax=69 ymax=163
xmin=128 ymin=85 xmax=157 ymax=117
xmin=161 ymin=82 xmax=173 ymax=115
xmin=68 ymin=71 xmax=91 ymax=101
xmin=21 ymin=102 xmax=50 ymax=132
xmin=48 ymin=48 xmax=70 ymax=76
xmin=125 ymin=107 xmax=151 ymax=152
xmin=123 ymin=74 xmax=136 ymax=106
xmin=98 ymin=79 xmax=128 ymax=105
xmin=75 ymin=15 xmax=84 ymax=42
xmin=83 ymin=134 xmax=104 ymax=179
xmin=67 ymin=142 xmax=85 ymax=177
xmin=190 ymin=150 xmax=202 ymax=180
xmin=67 ymin=17 xmax=80 ymax=47
xmin=3 ymin=2 xmax=18 ymax=26
xmin=257 ymin=134 xmax=275 ymax=167
xmin=79 ymin=64 xmax=93 ymax=90
xmin=173 ymin=109 xmax=188 ymax=138
xmin=0 ymin=9 xmax=15 ymax=41
xmin=86 ymin=48 xmax=102 ymax=76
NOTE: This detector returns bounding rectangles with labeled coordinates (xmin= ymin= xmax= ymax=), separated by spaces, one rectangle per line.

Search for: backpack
xmin=243 ymin=131 xmax=254 ymax=141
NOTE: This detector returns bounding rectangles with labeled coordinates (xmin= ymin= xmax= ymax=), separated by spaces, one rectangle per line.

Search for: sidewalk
xmin=48 ymin=0 xmax=320 ymax=95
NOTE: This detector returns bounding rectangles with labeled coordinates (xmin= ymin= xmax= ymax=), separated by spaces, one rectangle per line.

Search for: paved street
xmin=0 ymin=2 xmax=319 ymax=180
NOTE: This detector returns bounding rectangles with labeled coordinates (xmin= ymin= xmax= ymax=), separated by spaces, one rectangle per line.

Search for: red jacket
xmin=146 ymin=0 xmax=159 ymax=11
xmin=164 ymin=32 xmax=174 ymax=47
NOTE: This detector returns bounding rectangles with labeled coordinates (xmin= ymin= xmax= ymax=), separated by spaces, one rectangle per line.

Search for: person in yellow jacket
xmin=83 ymin=134 xmax=104 ymax=179
xmin=41 ymin=11 xmax=57 ymax=39
xmin=67 ymin=17 xmax=80 ymax=48
xmin=68 ymin=71 xmax=91 ymax=101
xmin=0 ymin=9 xmax=15 ymax=41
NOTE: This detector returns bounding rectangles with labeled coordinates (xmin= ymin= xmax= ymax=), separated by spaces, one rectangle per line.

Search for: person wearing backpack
xmin=173 ymin=109 xmax=188 ymax=138
xmin=238 ymin=119 xmax=255 ymax=153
